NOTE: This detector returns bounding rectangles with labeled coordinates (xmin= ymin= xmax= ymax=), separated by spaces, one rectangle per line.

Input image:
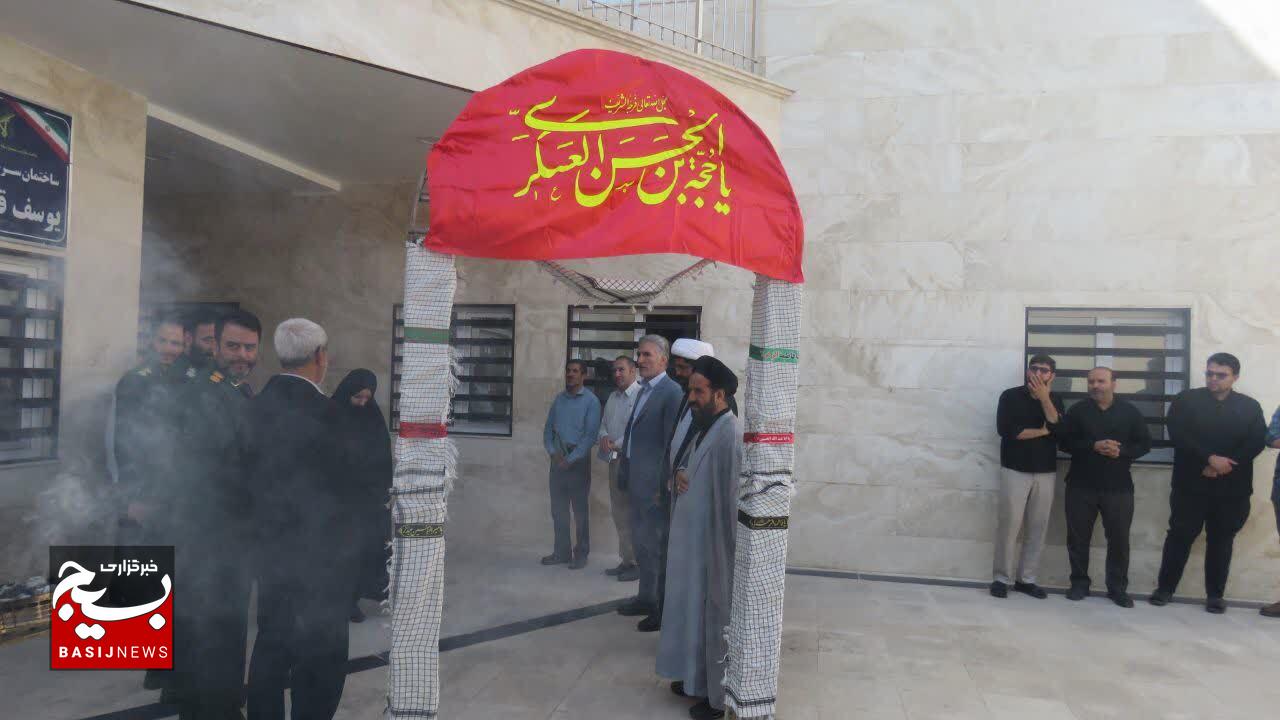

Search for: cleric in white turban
xmin=667 ymin=338 xmax=716 ymax=475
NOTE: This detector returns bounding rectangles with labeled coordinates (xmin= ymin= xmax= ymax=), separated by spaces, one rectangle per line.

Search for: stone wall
xmin=763 ymin=0 xmax=1280 ymax=600
xmin=141 ymin=183 xmax=413 ymax=412
xmin=0 ymin=35 xmax=148 ymax=580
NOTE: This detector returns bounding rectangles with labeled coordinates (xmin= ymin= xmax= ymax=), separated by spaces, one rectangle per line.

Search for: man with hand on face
xmin=991 ymin=354 xmax=1064 ymax=600
xmin=167 ymin=309 xmax=261 ymax=719
xmin=1057 ymin=367 xmax=1151 ymax=607
xmin=598 ymin=356 xmax=641 ymax=581
xmin=616 ymin=335 xmax=684 ymax=631
xmin=1151 ymin=353 xmax=1266 ymax=614
xmin=658 ymin=356 xmax=740 ymax=720
xmin=541 ymin=359 xmax=603 ymax=570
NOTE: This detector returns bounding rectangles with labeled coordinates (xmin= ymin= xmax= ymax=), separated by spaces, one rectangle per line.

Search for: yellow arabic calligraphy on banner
xmin=511 ymin=95 xmax=731 ymax=214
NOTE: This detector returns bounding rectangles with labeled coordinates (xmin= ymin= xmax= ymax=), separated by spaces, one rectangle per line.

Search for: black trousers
xmin=1064 ymin=486 xmax=1134 ymax=594
xmin=549 ymin=457 xmax=591 ymax=560
xmin=173 ymin=543 xmax=251 ymax=715
xmin=247 ymin=570 xmax=352 ymax=720
xmin=1156 ymin=489 xmax=1251 ymax=599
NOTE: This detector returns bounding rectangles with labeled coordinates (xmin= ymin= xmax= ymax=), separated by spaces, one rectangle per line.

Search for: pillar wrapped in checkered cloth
xmin=387 ymin=244 xmax=457 ymax=718
xmin=725 ymin=276 xmax=802 ymax=719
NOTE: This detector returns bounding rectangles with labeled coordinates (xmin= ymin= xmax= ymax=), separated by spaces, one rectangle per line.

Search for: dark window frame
xmin=0 ymin=247 xmax=64 ymax=466
xmin=392 ymin=303 xmax=515 ymax=438
xmin=1025 ymin=306 xmax=1192 ymax=466
xmin=566 ymin=304 xmax=702 ymax=398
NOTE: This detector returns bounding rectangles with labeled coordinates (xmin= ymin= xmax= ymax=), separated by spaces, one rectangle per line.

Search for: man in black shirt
xmin=991 ymin=354 xmax=1064 ymax=599
xmin=1151 ymin=353 xmax=1266 ymax=614
xmin=1057 ymin=367 xmax=1151 ymax=607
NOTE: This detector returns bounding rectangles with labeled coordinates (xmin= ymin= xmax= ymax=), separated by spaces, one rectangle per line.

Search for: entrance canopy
xmin=424 ymin=48 xmax=804 ymax=283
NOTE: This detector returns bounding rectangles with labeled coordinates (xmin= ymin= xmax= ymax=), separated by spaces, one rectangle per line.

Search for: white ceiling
xmin=2 ymin=0 xmax=473 ymax=194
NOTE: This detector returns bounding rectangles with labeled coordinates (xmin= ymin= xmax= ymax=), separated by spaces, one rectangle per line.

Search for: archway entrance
xmin=391 ymin=49 xmax=804 ymax=719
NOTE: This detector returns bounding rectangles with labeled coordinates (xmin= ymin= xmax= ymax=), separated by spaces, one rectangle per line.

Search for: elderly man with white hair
xmin=245 ymin=318 xmax=358 ymax=720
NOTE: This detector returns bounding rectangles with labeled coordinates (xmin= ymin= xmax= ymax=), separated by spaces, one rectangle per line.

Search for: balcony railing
xmin=542 ymin=0 xmax=761 ymax=75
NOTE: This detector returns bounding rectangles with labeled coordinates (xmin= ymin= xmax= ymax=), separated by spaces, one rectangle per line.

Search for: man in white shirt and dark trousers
xmin=598 ymin=356 xmax=641 ymax=581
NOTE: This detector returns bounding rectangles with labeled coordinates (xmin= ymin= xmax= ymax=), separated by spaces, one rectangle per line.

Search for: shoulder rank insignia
xmin=209 ymin=371 xmax=224 ymax=384
xmin=136 ymin=367 xmax=152 ymax=377
xmin=186 ymin=367 xmax=198 ymax=378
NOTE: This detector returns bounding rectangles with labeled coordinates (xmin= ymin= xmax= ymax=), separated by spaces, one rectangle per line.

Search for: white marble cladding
xmin=767 ymin=0 xmax=1280 ymax=600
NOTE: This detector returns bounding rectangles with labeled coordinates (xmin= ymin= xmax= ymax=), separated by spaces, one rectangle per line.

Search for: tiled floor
xmin=6 ymin=544 xmax=1279 ymax=719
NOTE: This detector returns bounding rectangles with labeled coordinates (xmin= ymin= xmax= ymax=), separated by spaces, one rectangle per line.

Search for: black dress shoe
xmin=540 ymin=554 xmax=570 ymax=566
xmin=143 ymin=669 xmax=171 ymax=690
xmin=671 ymin=681 xmax=686 ymax=697
xmin=1066 ymin=585 xmax=1088 ymax=601
xmin=1206 ymin=597 xmax=1227 ymax=614
xmin=1108 ymin=591 xmax=1134 ymax=608
xmin=159 ymin=688 xmax=184 ymax=705
xmin=1014 ymin=581 xmax=1048 ymax=599
xmin=638 ymin=614 xmax=661 ymax=632
xmin=617 ymin=601 xmax=652 ymax=617
xmin=689 ymin=699 xmax=725 ymax=719
xmin=350 ymin=605 xmax=366 ymax=622
xmin=1148 ymin=589 xmax=1172 ymax=606
xmin=569 ymin=556 xmax=587 ymax=570
xmin=989 ymin=581 xmax=1008 ymax=598
xmin=605 ymin=562 xmax=633 ymax=576
xmin=617 ymin=566 xmax=640 ymax=582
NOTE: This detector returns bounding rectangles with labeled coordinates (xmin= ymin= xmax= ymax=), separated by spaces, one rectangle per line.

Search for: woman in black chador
xmin=331 ymin=369 xmax=393 ymax=622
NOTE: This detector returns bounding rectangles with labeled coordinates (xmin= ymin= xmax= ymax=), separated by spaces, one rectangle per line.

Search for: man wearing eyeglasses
xmin=1150 ymin=353 xmax=1266 ymax=614
xmin=992 ymin=354 xmax=1064 ymax=599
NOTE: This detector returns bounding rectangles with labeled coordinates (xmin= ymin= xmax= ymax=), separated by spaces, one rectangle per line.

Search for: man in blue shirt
xmin=1262 ymin=405 xmax=1280 ymax=618
xmin=542 ymin=359 xmax=603 ymax=569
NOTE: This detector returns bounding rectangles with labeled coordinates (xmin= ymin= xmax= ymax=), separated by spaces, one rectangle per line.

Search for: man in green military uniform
xmin=112 ymin=312 xmax=196 ymax=541
xmin=111 ymin=312 xmax=199 ymax=694
xmin=167 ymin=309 xmax=261 ymax=720
xmin=184 ymin=307 xmax=221 ymax=373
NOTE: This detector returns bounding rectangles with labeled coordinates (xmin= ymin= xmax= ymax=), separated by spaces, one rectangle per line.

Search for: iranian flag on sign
xmin=6 ymin=98 xmax=71 ymax=163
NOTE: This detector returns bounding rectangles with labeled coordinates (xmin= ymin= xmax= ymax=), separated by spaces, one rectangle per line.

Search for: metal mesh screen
xmin=537 ymin=258 xmax=712 ymax=304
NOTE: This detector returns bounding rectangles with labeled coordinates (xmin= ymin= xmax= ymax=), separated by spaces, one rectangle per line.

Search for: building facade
xmin=1 ymin=0 xmax=1277 ymax=605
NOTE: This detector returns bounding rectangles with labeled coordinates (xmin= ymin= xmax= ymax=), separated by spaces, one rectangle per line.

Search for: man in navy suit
xmin=616 ymin=334 xmax=684 ymax=631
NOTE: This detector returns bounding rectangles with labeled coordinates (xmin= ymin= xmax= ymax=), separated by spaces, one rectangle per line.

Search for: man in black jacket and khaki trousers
xmin=246 ymin=318 xmax=358 ymax=720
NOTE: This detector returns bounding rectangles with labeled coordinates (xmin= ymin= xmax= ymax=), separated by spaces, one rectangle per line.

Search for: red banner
xmin=424 ymin=49 xmax=804 ymax=283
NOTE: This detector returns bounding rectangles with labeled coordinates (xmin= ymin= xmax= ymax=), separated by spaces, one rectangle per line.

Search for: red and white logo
xmin=50 ymin=552 xmax=174 ymax=670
